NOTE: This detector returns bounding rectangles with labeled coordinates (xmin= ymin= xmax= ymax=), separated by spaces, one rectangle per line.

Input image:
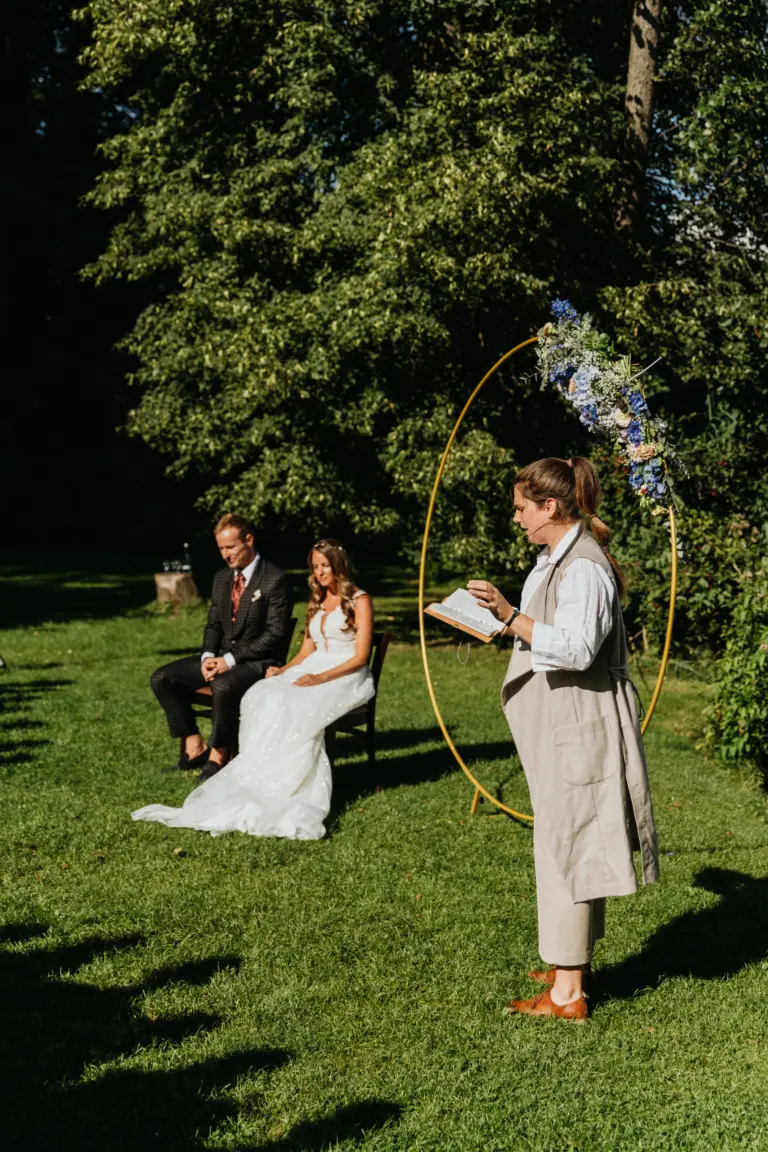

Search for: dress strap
xmin=352 ymin=589 xmax=367 ymax=599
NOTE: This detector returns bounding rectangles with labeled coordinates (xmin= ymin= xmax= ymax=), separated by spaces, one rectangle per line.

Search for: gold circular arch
xmin=417 ymin=335 xmax=679 ymax=824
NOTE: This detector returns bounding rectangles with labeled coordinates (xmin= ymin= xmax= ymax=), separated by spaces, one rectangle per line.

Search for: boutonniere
xmin=251 ymin=589 xmax=262 ymax=603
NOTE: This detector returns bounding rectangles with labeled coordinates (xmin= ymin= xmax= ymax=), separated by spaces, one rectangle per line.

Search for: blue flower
xmin=627 ymin=390 xmax=649 ymax=416
xmin=626 ymin=419 xmax=643 ymax=445
xmin=628 ymin=459 xmax=665 ymax=501
xmin=579 ymin=402 xmax=599 ymax=430
xmin=571 ymin=365 xmax=599 ymax=404
xmin=549 ymin=362 xmax=576 ymax=389
xmin=551 ymin=298 xmax=580 ymax=324
xmin=636 ymin=460 xmax=667 ymax=501
xmin=628 ymin=463 xmax=644 ymax=491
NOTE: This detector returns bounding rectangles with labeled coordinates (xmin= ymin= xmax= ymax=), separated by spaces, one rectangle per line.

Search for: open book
xmin=424 ymin=588 xmax=505 ymax=644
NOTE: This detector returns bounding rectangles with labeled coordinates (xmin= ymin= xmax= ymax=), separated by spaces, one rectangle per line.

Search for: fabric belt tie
xmin=610 ymin=666 xmax=646 ymax=720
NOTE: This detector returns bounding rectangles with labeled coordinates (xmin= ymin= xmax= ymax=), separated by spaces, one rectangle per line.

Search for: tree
xmin=616 ymin=0 xmax=663 ymax=235
xmin=602 ymin=0 xmax=768 ymax=650
xmin=76 ymin=0 xmax=630 ymax=570
xmin=78 ymin=0 xmax=767 ymax=636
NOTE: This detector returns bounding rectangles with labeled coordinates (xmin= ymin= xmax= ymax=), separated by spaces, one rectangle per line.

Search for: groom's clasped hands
xmin=201 ymin=656 xmax=231 ymax=682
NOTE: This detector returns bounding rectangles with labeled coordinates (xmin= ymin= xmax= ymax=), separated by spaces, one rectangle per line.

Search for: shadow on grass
xmin=0 ymin=564 xmax=156 ymax=629
xmin=0 ymin=924 xmax=275 ymax=1149
xmin=68 ymin=1049 xmax=290 ymax=1150
xmin=246 ymin=1100 xmax=403 ymax=1151
xmin=333 ymin=725 xmax=515 ymax=766
xmin=0 ymin=677 xmax=71 ymax=766
xmin=0 ymin=677 xmax=73 ymax=708
xmin=328 ymin=728 xmax=523 ymax=830
xmin=599 ymin=867 xmax=768 ymax=1002
xmin=1 ymin=923 xmax=403 ymax=1149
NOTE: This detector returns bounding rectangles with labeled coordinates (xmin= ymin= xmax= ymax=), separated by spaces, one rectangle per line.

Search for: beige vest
xmin=501 ymin=527 xmax=659 ymax=903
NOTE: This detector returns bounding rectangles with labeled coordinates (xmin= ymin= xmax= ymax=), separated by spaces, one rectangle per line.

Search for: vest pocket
xmin=554 ymin=715 xmax=618 ymax=785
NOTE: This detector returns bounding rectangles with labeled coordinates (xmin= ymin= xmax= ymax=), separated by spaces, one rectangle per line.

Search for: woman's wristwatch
xmin=503 ymin=607 xmax=520 ymax=633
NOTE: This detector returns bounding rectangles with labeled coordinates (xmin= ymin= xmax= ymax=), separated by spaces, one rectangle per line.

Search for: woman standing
xmin=133 ymin=539 xmax=374 ymax=840
xmin=468 ymin=457 xmax=659 ymax=1020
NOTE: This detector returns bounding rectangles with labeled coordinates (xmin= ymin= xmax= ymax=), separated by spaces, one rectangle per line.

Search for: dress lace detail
xmin=132 ymin=591 xmax=374 ymax=840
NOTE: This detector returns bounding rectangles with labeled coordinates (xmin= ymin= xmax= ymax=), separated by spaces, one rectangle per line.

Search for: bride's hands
xmin=294 ymin=672 xmax=328 ymax=688
xmin=467 ymin=579 xmax=513 ymax=623
xmin=265 ymin=666 xmax=284 ymax=679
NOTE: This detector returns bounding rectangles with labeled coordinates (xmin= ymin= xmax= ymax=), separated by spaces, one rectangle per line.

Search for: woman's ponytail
xmin=569 ymin=456 xmax=627 ymax=600
xmin=516 ymin=456 xmax=627 ymax=600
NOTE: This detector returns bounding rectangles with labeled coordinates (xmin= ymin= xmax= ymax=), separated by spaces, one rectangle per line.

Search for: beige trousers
xmin=509 ymin=679 xmax=606 ymax=967
xmin=533 ymin=820 xmax=605 ymax=966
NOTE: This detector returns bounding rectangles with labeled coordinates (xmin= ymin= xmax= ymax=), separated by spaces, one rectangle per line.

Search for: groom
xmin=150 ymin=514 xmax=292 ymax=778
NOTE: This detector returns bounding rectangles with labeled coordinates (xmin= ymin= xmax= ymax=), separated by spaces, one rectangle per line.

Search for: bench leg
xmin=366 ymin=719 xmax=376 ymax=766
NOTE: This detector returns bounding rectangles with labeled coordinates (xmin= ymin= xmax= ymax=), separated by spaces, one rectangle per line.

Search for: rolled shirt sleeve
xmin=530 ymin=558 xmax=615 ymax=673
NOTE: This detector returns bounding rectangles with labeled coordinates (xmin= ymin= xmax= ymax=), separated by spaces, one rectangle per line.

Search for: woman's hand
xmin=294 ymin=672 xmax=328 ymax=688
xmin=466 ymin=580 xmax=513 ymax=623
xmin=265 ymin=666 xmax=283 ymax=679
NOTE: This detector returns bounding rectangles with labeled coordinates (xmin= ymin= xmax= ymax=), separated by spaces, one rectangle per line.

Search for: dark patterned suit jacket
xmin=201 ymin=558 xmax=292 ymax=669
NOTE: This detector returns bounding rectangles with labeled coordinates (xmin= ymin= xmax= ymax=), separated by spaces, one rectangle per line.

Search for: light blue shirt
xmin=522 ymin=526 xmax=615 ymax=673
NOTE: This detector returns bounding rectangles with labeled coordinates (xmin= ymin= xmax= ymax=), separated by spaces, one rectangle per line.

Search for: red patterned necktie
xmin=231 ymin=571 xmax=245 ymax=622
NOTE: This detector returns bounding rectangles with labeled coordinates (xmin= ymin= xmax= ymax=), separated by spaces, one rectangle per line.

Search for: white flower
xmin=251 ymin=589 xmax=262 ymax=602
xmin=613 ymin=409 xmax=632 ymax=428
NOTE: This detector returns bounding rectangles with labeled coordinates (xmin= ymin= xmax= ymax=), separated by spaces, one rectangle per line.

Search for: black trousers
xmin=150 ymin=656 xmax=265 ymax=748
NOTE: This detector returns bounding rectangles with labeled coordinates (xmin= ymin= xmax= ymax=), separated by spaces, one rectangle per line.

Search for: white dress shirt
xmin=201 ymin=553 xmax=261 ymax=669
xmin=521 ymin=525 xmax=615 ymax=673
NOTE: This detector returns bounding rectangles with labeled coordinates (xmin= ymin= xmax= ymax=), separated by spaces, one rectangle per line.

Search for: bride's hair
xmin=305 ymin=539 xmax=359 ymax=633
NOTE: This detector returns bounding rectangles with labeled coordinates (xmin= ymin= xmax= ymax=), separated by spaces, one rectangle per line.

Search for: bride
xmin=132 ymin=539 xmax=375 ymax=840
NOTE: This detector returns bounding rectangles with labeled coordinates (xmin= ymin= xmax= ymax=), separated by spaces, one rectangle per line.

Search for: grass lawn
xmin=1 ymin=560 xmax=767 ymax=1151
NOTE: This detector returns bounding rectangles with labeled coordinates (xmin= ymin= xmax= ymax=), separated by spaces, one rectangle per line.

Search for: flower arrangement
xmin=537 ymin=299 xmax=679 ymax=511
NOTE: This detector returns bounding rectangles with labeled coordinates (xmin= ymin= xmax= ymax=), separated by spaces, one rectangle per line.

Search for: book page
xmin=429 ymin=588 xmax=504 ymax=635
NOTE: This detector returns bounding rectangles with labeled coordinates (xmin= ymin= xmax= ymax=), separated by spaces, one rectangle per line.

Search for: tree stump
xmin=154 ymin=572 xmax=200 ymax=605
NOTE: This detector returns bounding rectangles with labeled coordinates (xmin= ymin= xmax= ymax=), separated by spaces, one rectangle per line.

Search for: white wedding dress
xmin=132 ymin=593 xmax=375 ymax=840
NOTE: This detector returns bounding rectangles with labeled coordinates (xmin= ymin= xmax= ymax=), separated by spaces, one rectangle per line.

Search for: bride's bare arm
xmin=294 ymin=595 xmax=374 ymax=687
xmin=264 ymin=628 xmax=316 ymax=678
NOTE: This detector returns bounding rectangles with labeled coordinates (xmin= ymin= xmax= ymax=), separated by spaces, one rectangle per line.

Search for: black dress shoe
xmin=161 ymin=747 xmax=210 ymax=774
xmin=198 ymin=760 xmax=225 ymax=783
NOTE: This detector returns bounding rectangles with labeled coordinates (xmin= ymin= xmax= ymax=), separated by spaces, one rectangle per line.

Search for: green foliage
xmin=593 ymin=431 xmax=768 ymax=657
xmin=76 ymin=0 xmax=768 ymax=624
xmin=76 ymin=0 xmax=627 ymax=557
xmin=704 ymin=554 xmax=768 ymax=775
xmin=590 ymin=0 xmax=768 ymax=661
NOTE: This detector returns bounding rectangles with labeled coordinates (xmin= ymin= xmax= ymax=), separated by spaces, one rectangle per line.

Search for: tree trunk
xmin=154 ymin=572 xmax=200 ymax=604
xmin=616 ymin=0 xmax=662 ymax=234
